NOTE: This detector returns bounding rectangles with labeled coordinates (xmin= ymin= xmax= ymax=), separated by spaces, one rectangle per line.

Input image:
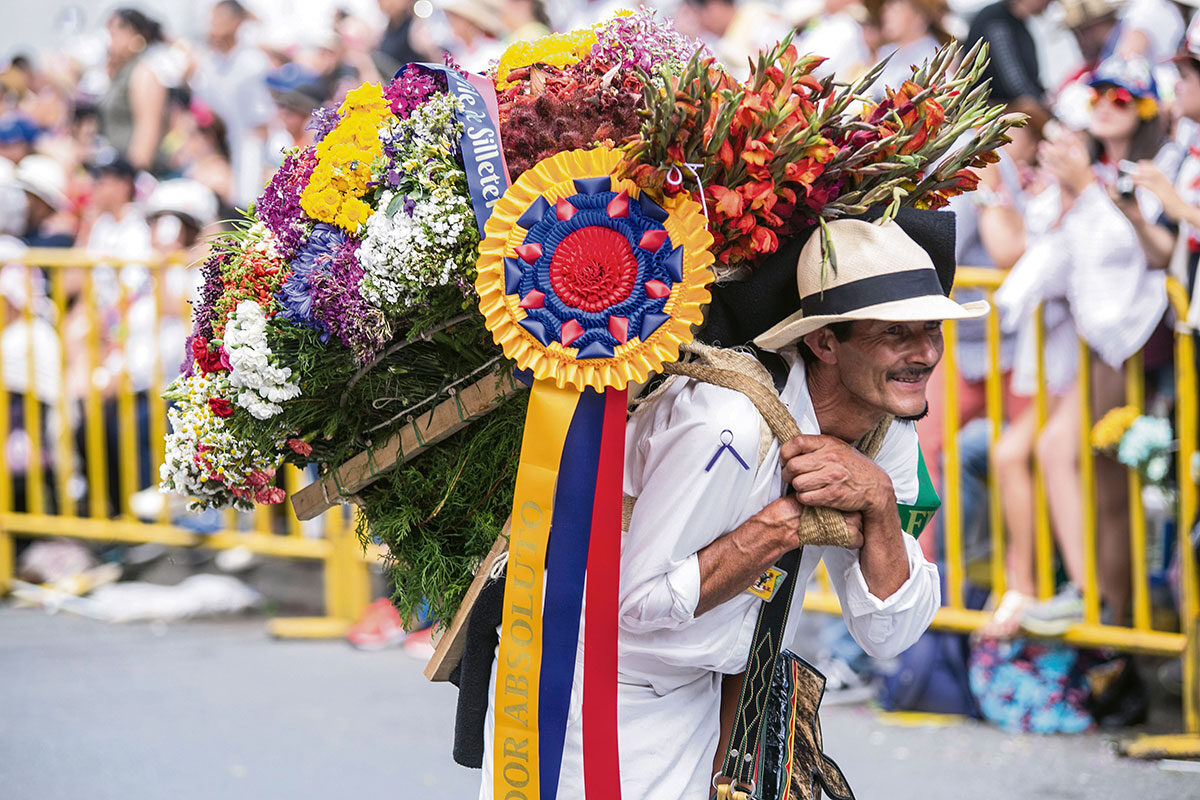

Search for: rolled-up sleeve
xmin=822 ymin=534 xmax=941 ymax=658
xmin=619 ymin=383 xmax=763 ymax=634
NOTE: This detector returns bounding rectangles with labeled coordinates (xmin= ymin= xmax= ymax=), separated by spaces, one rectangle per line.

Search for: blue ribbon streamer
xmin=410 ymin=63 xmax=510 ymax=237
xmin=538 ymin=387 xmax=605 ymax=798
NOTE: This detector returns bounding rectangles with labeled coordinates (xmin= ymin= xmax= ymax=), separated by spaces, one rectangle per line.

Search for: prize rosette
xmin=476 ymin=147 xmax=714 ymax=392
xmin=476 ymin=146 xmax=713 ymax=800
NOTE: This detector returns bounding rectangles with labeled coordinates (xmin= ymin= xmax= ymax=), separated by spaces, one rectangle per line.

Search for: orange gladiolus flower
xmin=738 ymin=180 xmax=777 ymax=210
xmin=742 ymin=139 xmax=774 ymax=166
xmin=707 ymin=185 xmax=745 ymax=219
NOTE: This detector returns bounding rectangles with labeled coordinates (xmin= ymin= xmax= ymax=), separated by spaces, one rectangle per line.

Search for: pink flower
xmin=256 ymin=486 xmax=287 ymax=504
xmin=286 ymin=438 xmax=313 ymax=457
xmin=245 ymin=469 xmax=275 ymax=487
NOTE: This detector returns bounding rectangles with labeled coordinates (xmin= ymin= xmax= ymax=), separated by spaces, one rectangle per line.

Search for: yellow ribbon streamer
xmin=493 ymin=378 xmax=581 ymax=800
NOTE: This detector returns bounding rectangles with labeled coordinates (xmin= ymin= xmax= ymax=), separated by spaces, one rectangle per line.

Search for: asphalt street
xmin=3 ymin=606 xmax=1199 ymax=800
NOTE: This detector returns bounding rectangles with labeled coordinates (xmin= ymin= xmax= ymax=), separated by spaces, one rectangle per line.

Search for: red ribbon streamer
xmin=582 ymin=387 xmax=627 ymax=797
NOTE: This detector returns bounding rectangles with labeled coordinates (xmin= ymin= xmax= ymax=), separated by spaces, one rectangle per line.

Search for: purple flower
xmin=590 ymin=8 xmax=710 ymax=74
xmin=383 ymin=64 xmax=447 ymax=119
xmin=403 ymin=195 xmax=416 ymax=217
xmin=278 ymin=222 xmax=348 ymax=334
xmin=192 ymin=251 xmax=228 ymax=343
xmin=308 ymin=242 xmax=391 ymax=363
xmin=387 ymin=168 xmax=402 ymax=187
xmin=306 ymin=106 xmax=342 ymax=143
xmin=257 ymin=148 xmax=317 ymax=258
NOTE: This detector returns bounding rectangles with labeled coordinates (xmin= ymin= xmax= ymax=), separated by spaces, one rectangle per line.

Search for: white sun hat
xmin=753 ymin=218 xmax=989 ymax=351
xmin=14 ymin=154 xmax=68 ymax=212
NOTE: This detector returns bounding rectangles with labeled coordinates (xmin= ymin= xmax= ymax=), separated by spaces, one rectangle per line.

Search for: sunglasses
xmin=1089 ymin=86 xmax=1136 ymax=109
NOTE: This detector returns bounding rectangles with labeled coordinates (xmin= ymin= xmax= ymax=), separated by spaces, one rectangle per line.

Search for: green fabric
xmin=897 ymin=446 xmax=940 ymax=538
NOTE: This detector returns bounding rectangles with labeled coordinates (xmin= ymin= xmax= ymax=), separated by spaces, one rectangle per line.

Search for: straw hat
xmin=753 ymin=218 xmax=988 ymax=350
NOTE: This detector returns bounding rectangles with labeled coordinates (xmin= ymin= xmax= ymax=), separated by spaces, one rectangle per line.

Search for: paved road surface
xmin=2 ymin=607 xmax=1198 ymax=800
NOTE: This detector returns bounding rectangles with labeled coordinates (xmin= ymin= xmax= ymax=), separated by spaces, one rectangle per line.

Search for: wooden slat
xmin=290 ymin=369 xmax=526 ymax=520
xmin=424 ymin=522 xmax=510 ymax=682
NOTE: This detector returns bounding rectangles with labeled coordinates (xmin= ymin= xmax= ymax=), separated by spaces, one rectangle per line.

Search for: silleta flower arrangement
xmin=162 ymin=14 xmax=1014 ymax=625
xmin=161 ymin=13 xmax=711 ymax=624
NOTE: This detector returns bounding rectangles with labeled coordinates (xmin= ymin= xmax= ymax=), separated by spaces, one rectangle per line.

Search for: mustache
xmin=887 ymin=367 xmax=933 ymax=381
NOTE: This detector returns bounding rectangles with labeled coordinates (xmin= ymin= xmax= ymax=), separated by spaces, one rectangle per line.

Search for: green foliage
xmin=356 ymin=392 xmax=528 ymax=625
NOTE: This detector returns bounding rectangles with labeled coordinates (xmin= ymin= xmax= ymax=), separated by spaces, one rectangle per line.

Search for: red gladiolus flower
xmin=954 ymin=168 xmax=981 ymax=192
xmin=287 ymin=438 xmax=314 ymax=457
xmin=750 ymin=226 xmax=779 ymax=254
xmin=208 ymin=397 xmax=234 ymax=417
xmin=738 ymin=180 xmax=776 ymax=210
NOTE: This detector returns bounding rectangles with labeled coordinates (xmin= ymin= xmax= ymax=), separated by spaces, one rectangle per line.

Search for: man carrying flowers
xmin=477 ymin=214 xmax=981 ymax=798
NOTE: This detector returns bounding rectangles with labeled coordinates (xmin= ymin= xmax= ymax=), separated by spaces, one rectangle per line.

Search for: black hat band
xmin=800 ymin=268 xmax=945 ymax=318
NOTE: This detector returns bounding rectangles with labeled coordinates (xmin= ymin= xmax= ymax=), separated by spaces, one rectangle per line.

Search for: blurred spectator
xmin=1111 ymin=0 xmax=1185 ymax=64
xmin=308 ymin=29 xmax=364 ymax=105
xmin=264 ymin=64 xmax=325 ymax=157
xmin=677 ymin=0 xmax=780 ymax=77
xmin=1 ymin=254 xmax=62 ymax=514
xmin=13 ymin=155 xmax=73 ymax=247
xmin=992 ymin=55 xmax=1169 ymax=636
xmin=79 ymin=156 xmax=150 ymax=260
xmin=872 ymin=0 xmax=951 ymax=96
xmin=146 ymin=178 xmax=219 ymax=260
xmin=1130 ymin=30 xmax=1200 ymax=324
xmin=98 ymin=8 xmax=170 ymax=174
xmin=374 ymin=0 xmax=436 ymax=79
xmin=503 ymin=0 xmax=554 ymax=43
xmin=918 ymin=105 xmax=1042 ymax=569
xmin=0 ymin=113 xmax=40 ymax=166
xmin=792 ymin=0 xmax=872 ymax=80
xmin=965 ymin=0 xmax=1053 ymax=111
xmin=1052 ymin=0 xmax=1121 ymax=130
xmin=189 ymin=0 xmax=274 ymax=208
xmin=172 ymin=100 xmax=235 ymax=209
xmin=0 ymin=55 xmax=35 ymax=106
xmin=444 ymin=0 xmax=511 ymax=71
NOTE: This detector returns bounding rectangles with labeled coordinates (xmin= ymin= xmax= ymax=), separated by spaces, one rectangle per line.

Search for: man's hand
xmin=780 ymin=433 xmax=895 ymax=519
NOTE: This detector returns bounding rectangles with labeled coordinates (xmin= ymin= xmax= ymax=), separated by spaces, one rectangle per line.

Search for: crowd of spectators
xmin=1 ymin=0 xmax=1199 ymax=721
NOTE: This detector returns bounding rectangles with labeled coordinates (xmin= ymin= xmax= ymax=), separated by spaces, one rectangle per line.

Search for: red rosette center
xmin=548 ymin=225 xmax=639 ymax=313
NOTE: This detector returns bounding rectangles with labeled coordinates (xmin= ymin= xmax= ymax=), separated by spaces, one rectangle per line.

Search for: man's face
xmin=827 ymin=319 xmax=944 ymax=419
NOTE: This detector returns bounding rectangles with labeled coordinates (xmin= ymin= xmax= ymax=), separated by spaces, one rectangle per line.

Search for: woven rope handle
xmin=662 ymin=360 xmax=892 ymax=550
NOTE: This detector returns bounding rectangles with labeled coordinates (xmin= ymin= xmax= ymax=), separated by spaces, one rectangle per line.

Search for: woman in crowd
xmin=870 ymin=0 xmax=952 ymax=96
xmin=98 ymin=8 xmax=169 ymax=174
xmin=990 ymin=55 xmax=1169 ymax=636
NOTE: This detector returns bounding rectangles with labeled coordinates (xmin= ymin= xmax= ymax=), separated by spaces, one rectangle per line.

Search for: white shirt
xmin=480 ymin=350 xmax=941 ymax=800
xmin=796 ymin=12 xmax=870 ymax=80
xmin=996 ymin=172 xmax=1168 ymax=395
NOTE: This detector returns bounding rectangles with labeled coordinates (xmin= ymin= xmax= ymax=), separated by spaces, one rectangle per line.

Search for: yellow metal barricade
xmin=0 ymin=249 xmax=371 ymax=636
xmin=802 ymin=267 xmax=1199 ymax=741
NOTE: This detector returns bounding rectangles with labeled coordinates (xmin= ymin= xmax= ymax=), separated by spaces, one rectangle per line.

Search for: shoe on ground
xmin=978 ymin=590 xmax=1033 ymax=640
xmin=1021 ymin=583 xmax=1084 ymax=636
xmin=347 ymin=598 xmax=409 ymax=651
xmin=402 ymin=627 xmax=436 ymax=660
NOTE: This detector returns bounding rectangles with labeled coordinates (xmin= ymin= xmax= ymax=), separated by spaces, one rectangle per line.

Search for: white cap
xmin=146 ymin=178 xmax=219 ymax=228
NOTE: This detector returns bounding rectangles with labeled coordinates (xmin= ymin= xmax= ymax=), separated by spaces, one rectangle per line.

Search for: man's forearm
xmin=695 ymin=513 xmax=796 ymax=617
xmin=857 ymin=494 xmax=910 ymax=601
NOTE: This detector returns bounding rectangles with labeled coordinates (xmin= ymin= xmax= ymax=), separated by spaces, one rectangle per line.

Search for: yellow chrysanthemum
xmin=335 ymin=197 xmax=372 ymax=232
xmin=1092 ymin=405 xmax=1140 ymax=450
xmin=494 ymin=28 xmax=599 ymax=88
xmin=475 ymin=147 xmax=714 ymax=392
